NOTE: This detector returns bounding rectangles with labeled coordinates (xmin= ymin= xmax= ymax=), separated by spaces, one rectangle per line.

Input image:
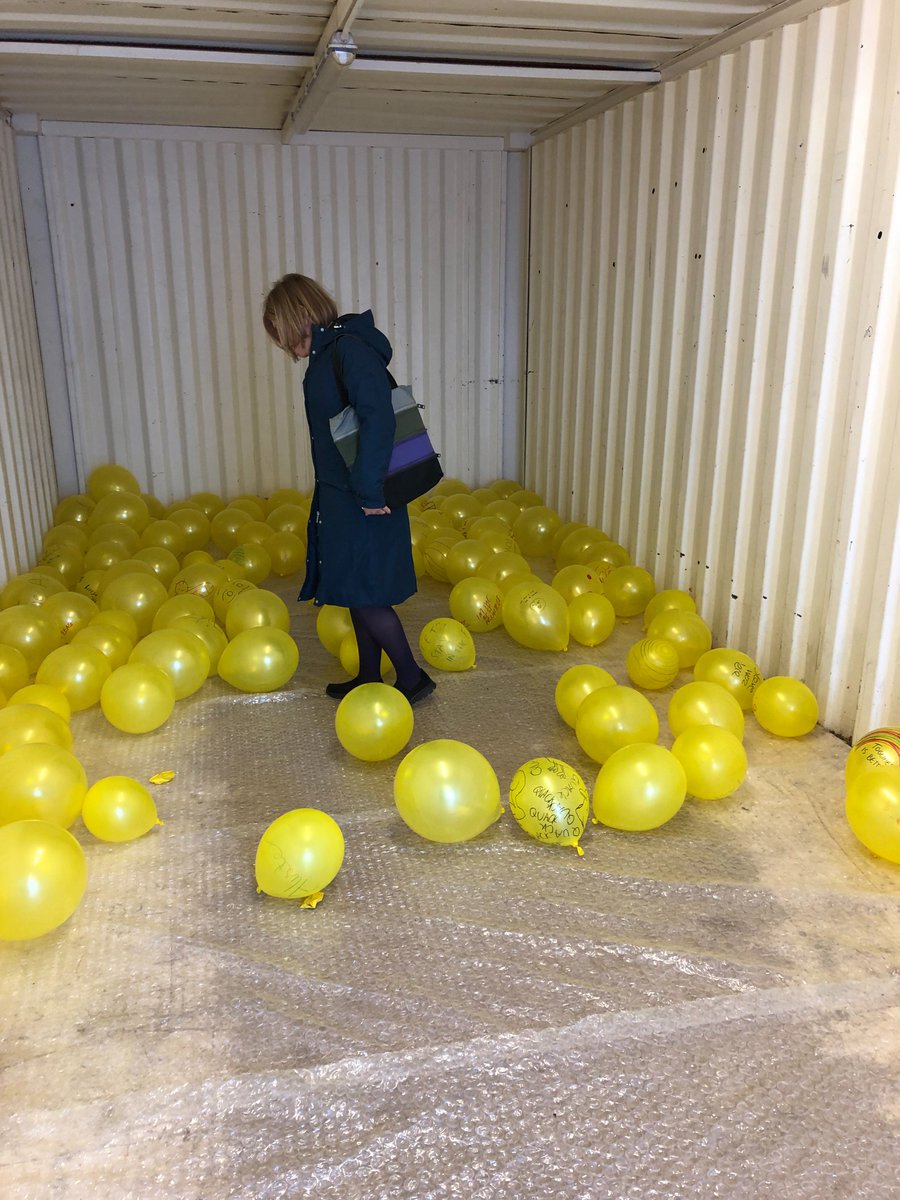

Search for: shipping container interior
xmin=1 ymin=2 xmax=899 ymax=1197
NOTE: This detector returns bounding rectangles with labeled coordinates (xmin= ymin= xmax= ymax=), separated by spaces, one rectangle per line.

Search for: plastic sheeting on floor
xmin=2 ymin=573 xmax=899 ymax=1199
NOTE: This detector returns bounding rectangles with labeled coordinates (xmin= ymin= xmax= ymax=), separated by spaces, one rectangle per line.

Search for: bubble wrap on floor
xmin=2 ymin=573 xmax=899 ymax=1199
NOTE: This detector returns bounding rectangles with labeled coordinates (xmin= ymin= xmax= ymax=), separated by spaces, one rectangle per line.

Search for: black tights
xmin=349 ymin=606 xmax=420 ymax=691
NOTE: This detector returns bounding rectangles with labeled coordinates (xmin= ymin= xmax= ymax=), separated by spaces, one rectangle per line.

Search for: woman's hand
xmin=362 ymin=505 xmax=391 ymax=516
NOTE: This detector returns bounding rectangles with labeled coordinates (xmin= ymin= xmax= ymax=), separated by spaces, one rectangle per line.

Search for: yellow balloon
xmin=667 ymin=681 xmax=745 ymax=740
xmin=338 ymin=631 xmax=390 ymax=679
xmin=266 ymin=531 xmax=306 ymax=576
xmin=36 ymin=544 xmax=84 ymax=587
xmin=335 ymin=683 xmax=414 ymax=761
xmin=75 ymin=569 xmax=105 ymax=602
xmin=672 ymin=726 xmax=748 ymax=800
xmin=444 ymin=539 xmax=495 ymax=585
xmin=512 ymin=506 xmax=561 ymax=557
xmin=133 ymin=545 xmax=181 ymax=587
xmin=169 ymin=615 xmax=228 ymax=676
xmin=419 ymin=618 xmax=476 ymax=671
xmin=497 ymin=570 xmax=542 ymax=597
xmin=229 ymin=542 xmax=272 ymax=585
xmin=555 ymin=664 xmax=616 ymax=728
xmin=35 ymin=644 xmax=111 ymax=711
xmin=82 ymin=776 xmax=162 ymax=842
xmin=210 ymin=506 xmax=253 ymax=553
xmin=44 ymin=523 xmax=89 ymax=554
xmin=488 ymin=478 xmax=521 ymax=499
xmin=90 ymin=607 xmax=139 ymax=641
xmin=394 ymin=740 xmax=503 ymax=843
xmin=86 ymin=489 xmax=150 ymax=532
xmin=508 ymin=757 xmax=589 ymax=852
xmin=130 ymin=629 xmax=210 ymax=699
xmin=502 ymin=581 xmax=569 ymax=652
xmin=87 ymin=463 xmax=140 ymax=500
xmin=8 ymin=684 xmax=71 ymax=723
xmin=266 ymin=503 xmax=308 ymax=536
xmin=225 ymin=588 xmax=290 ymax=637
xmin=626 ymin=637 xmax=680 ymax=690
xmin=440 ymin=492 xmax=483 ymax=528
xmin=0 ymin=604 xmax=61 ymax=672
xmin=551 ymin=564 xmax=606 ymax=605
xmin=0 ymin=742 xmax=87 ymax=827
xmin=593 ymin=744 xmax=687 ymax=831
xmin=316 ymin=605 xmax=353 ymax=656
xmin=555 ymin=527 xmax=610 ymax=568
xmin=449 ymin=577 xmax=504 ymax=632
xmin=255 ymin=809 xmax=345 ymax=901
xmin=218 ymin=627 xmax=299 ymax=693
xmin=575 ymin=684 xmax=659 ymax=764
xmin=846 ymin=771 xmax=900 ymax=863
xmin=89 ymin=519 xmax=140 ymax=552
xmin=423 ymin=535 xmax=462 ymax=582
xmin=551 ymin=521 xmax=587 ymax=556
xmin=845 ymin=728 xmax=900 ymax=787
xmin=152 ymin=593 xmax=216 ymax=630
xmin=142 ymin=492 xmax=166 ymax=518
xmin=480 ymin=550 xmax=531 ymax=586
xmin=643 ymin=588 xmax=696 ymax=630
xmin=481 ymin=499 xmax=520 ymax=527
xmin=647 ymin=610 xmax=712 ymax=668
xmin=214 ymin=576 xmax=260 ymax=624
xmin=568 ymin=593 xmax=616 ymax=648
xmin=54 ymin=493 xmax=95 ymax=525
xmin=40 ymin=591 xmax=98 ymax=642
xmin=99 ymin=571 xmax=168 ymax=637
xmin=603 ymin=566 xmax=656 ymax=618
xmin=71 ymin=621 xmax=134 ymax=670
xmin=170 ymin=562 xmax=227 ymax=601
xmin=166 ymin=507 xmax=211 ymax=552
xmin=0 ymin=643 xmax=30 ymax=696
xmin=139 ymin=519 xmax=188 ymax=558
xmin=97 ymin=558 xmax=157 ymax=597
xmin=0 ymin=820 xmax=87 ymax=940
xmin=507 ymin=488 xmax=544 ymax=511
xmin=694 ymin=648 xmax=762 ymax=710
xmin=231 ymin=496 xmax=266 ymax=520
xmin=752 ymin=676 xmax=818 ymax=737
xmin=0 ymin=703 xmax=73 ymax=753
xmin=100 ymin=663 xmax=176 ymax=733
xmin=190 ymin=491 xmax=226 ymax=519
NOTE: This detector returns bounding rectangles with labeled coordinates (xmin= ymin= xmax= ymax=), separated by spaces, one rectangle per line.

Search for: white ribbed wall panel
xmin=0 ymin=115 xmax=56 ymax=585
xmin=527 ymin=0 xmax=899 ymax=741
xmin=37 ymin=131 xmax=506 ymax=503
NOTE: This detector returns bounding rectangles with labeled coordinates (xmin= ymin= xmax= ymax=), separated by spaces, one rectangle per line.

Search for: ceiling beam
xmin=348 ymin=59 xmax=661 ymax=85
xmin=0 ymin=40 xmax=311 ymax=69
xmin=280 ymin=0 xmax=367 ymax=143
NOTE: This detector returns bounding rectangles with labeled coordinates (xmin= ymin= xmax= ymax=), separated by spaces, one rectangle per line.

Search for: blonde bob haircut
xmin=263 ymin=274 xmax=338 ymax=358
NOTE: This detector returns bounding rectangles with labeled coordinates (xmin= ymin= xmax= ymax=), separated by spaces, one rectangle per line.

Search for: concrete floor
xmin=2 ymin=569 xmax=899 ymax=1199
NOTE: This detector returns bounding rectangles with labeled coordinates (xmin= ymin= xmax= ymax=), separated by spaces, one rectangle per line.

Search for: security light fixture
xmin=327 ymin=31 xmax=357 ymax=67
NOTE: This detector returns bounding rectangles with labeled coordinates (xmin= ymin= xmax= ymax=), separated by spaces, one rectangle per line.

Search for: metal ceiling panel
xmin=0 ymin=0 xmax=801 ymax=135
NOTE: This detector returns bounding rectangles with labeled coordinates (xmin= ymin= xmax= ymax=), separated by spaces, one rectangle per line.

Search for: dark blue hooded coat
xmin=298 ymin=311 xmax=417 ymax=608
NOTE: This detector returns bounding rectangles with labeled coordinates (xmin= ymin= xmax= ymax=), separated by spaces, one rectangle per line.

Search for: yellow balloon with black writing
xmin=508 ymin=757 xmax=590 ymax=853
xmin=502 ymin=581 xmax=569 ymax=652
xmin=419 ymin=618 xmax=476 ymax=671
xmin=449 ymin=577 xmax=504 ymax=633
xmin=255 ymin=808 xmax=345 ymax=902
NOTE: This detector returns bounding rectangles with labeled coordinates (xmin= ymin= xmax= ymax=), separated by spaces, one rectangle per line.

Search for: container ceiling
xmin=0 ymin=1 xmax=811 ymax=139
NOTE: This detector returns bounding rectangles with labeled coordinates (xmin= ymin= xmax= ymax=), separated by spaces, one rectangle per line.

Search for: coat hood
xmin=309 ymin=309 xmax=392 ymax=367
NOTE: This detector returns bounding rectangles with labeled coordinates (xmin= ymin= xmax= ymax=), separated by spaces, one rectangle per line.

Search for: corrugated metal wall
xmin=527 ymin=0 xmax=899 ymax=741
xmin=36 ymin=130 xmax=506 ymax=502
xmin=0 ymin=114 xmax=56 ymax=585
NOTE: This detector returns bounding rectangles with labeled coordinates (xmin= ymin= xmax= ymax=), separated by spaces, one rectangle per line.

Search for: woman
xmin=263 ymin=273 xmax=435 ymax=704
